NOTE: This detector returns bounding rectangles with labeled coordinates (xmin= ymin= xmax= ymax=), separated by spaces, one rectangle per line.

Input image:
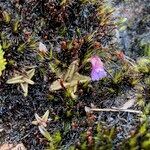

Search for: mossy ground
xmin=0 ymin=0 xmax=149 ymax=149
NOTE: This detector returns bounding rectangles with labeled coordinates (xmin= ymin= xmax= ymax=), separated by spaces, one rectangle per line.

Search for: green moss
xmin=0 ymin=44 xmax=7 ymax=76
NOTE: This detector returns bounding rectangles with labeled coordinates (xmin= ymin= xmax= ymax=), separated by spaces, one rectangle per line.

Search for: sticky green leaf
xmin=38 ymin=126 xmax=52 ymax=142
xmin=50 ymin=60 xmax=91 ymax=99
xmin=26 ymin=68 xmax=35 ymax=79
xmin=20 ymin=83 xmax=28 ymax=97
xmin=23 ymin=78 xmax=34 ymax=85
xmin=6 ymin=69 xmax=35 ymax=96
xmin=64 ymin=60 xmax=79 ymax=81
xmin=6 ymin=76 xmax=24 ymax=84
xmin=42 ymin=110 xmax=50 ymax=122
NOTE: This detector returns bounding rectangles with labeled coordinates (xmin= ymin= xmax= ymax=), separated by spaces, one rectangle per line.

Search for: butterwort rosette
xmin=90 ymin=56 xmax=107 ymax=81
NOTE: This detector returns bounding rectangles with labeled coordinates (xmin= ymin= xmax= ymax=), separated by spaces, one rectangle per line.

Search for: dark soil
xmin=0 ymin=0 xmax=149 ymax=150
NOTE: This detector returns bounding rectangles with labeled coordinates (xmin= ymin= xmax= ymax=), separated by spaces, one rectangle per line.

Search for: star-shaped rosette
xmin=6 ymin=68 xmax=35 ymax=96
xmin=32 ymin=110 xmax=51 ymax=127
xmin=49 ymin=60 xmax=91 ymax=99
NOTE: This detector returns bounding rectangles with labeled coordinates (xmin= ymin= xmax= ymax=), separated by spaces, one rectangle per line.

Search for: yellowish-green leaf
xmin=73 ymin=84 xmax=77 ymax=93
xmin=38 ymin=126 xmax=52 ymax=142
xmin=42 ymin=110 xmax=50 ymax=122
xmin=85 ymin=31 xmax=97 ymax=43
xmin=23 ymin=77 xmax=34 ymax=85
xmin=70 ymin=91 xmax=77 ymax=99
xmin=33 ymin=113 xmax=42 ymax=125
xmin=73 ymin=73 xmax=91 ymax=83
xmin=6 ymin=68 xmax=35 ymax=97
xmin=20 ymin=83 xmax=28 ymax=97
xmin=26 ymin=68 xmax=35 ymax=79
xmin=6 ymin=76 xmax=24 ymax=84
xmin=50 ymin=59 xmax=91 ymax=99
xmin=50 ymin=79 xmax=70 ymax=91
xmin=64 ymin=60 xmax=79 ymax=81
xmin=32 ymin=110 xmax=50 ymax=127
xmin=67 ymin=86 xmax=78 ymax=99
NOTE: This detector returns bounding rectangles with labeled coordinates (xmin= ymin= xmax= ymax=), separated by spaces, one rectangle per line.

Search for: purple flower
xmin=90 ymin=56 xmax=107 ymax=81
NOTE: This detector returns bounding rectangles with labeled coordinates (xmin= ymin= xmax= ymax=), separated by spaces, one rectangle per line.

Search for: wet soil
xmin=0 ymin=0 xmax=149 ymax=149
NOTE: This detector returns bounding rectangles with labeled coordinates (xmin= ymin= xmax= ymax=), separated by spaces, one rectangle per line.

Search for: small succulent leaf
xmin=32 ymin=112 xmax=49 ymax=127
xmin=64 ymin=60 xmax=79 ymax=81
xmin=69 ymin=80 xmax=78 ymax=87
xmin=38 ymin=126 xmax=52 ymax=142
xmin=26 ymin=68 xmax=35 ymax=79
xmin=34 ymin=113 xmax=43 ymax=123
xmin=50 ymin=79 xmax=70 ymax=91
xmin=70 ymin=91 xmax=77 ymax=99
xmin=73 ymin=84 xmax=77 ymax=93
xmin=70 ymin=73 xmax=91 ymax=86
xmin=31 ymin=120 xmax=39 ymax=126
xmin=108 ymin=127 xmax=115 ymax=140
xmin=20 ymin=83 xmax=28 ymax=97
xmin=67 ymin=86 xmax=77 ymax=99
xmin=13 ymin=20 xmax=20 ymax=33
xmin=74 ymin=73 xmax=91 ymax=83
xmin=42 ymin=110 xmax=50 ymax=122
xmin=23 ymin=77 xmax=34 ymax=85
xmin=50 ymin=80 xmax=63 ymax=91
xmin=6 ymin=76 xmax=24 ymax=84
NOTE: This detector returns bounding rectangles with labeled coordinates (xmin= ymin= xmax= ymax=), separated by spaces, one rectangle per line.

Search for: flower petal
xmin=90 ymin=56 xmax=104 ymax=67
xmin=39 ymin=42 xmax=47 ymax=53
xmin=91 ymin=68 xmax=107 ymax=81
xmin=90 ymin=55 xmax=107 ymax=81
